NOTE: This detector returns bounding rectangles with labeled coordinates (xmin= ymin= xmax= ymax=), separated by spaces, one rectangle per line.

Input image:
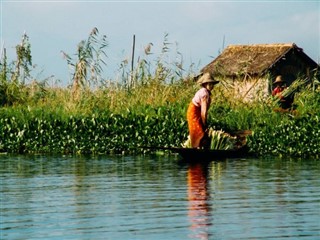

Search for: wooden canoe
xmin=143 ymin=146 xmax=249 ymax=161
xmin=143 ymin=130 xmax=252 ymax=161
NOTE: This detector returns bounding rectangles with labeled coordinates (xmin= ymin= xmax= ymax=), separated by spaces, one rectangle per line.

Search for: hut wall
xmin=222 ymin=77 xmax=269 ymax=102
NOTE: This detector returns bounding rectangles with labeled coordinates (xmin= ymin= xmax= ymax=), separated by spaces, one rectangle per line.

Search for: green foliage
xmin=0 ymin=80 xmax=319 ymax=158
xmin=1 ymin=89 xmax=319 ymax=158
xmin=1 ymin=30 xmax=319 ymax=158
xmin=295 ymin=87 xmax=320 ymax=115
xmin=248 ymin=114 xmax=320 ymax=158
xmin=0 ymin=106 xmax=188 ymax=155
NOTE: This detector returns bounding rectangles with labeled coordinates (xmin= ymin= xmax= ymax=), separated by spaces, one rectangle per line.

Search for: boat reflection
xmin=187 ymin=162 xmax=211 ymax=240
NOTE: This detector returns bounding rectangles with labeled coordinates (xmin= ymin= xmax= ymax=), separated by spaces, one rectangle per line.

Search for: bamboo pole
xmin=130 ymin=34 xmax=136 ymax=89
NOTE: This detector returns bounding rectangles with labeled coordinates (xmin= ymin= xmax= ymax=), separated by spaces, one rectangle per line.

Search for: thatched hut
xmin=200 ymin=43 xmax=319 ymax=101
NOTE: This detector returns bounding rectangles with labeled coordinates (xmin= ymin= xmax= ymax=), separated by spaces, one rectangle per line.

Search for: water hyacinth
xmin=0 ymin=108 xmax=188 ymax=155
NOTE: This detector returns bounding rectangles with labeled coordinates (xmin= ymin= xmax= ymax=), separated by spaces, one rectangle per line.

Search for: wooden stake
xmin=130 ymin=34 xmax=136 ymax=88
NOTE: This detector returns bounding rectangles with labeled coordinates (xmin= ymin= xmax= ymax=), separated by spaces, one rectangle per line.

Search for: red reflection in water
xmin=188 ymin=163 xmax=210 ymax=240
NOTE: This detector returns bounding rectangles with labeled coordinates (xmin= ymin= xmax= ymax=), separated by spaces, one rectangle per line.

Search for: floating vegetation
xmin=0 ymin=108 xmax=188 ymax=155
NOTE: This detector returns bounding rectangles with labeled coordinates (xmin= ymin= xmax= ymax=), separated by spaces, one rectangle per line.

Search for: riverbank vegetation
xmin=1 ymin=29 xmax=319 ymax=158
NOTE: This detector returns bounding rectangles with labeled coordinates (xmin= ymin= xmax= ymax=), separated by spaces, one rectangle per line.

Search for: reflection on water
xmin=187 ymin=161 xmax=226 ymax=240
xmin=1 ymin=155 xmax=320 ymax=239
xmin=188 ymin=163 xmax=210 ymax=240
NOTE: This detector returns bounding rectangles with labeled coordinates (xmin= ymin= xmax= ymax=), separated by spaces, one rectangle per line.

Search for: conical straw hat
xmin=273 ymin=75 xmax=284 ymax=84
xmin=197 ymin=72 xmax=219 ymax=85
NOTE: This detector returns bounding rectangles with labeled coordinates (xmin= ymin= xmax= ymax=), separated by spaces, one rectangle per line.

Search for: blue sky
xmin=1 ymin=0 xmax=319 ymax=86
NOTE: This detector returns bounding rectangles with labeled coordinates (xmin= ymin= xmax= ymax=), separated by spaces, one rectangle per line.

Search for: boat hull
xmin=143 ymin=146 xmax=249 ymax=161
xmin=169 ymin=147 xmax=249 ymax=161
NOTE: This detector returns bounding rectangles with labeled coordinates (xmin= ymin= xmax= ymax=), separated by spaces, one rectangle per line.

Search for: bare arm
xmin=200 ymin=96 xmax=208 ymax=128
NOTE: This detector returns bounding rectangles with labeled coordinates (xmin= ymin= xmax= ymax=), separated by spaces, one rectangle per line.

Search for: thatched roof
xmin=201 ymin=43 xmax=305 ymax=77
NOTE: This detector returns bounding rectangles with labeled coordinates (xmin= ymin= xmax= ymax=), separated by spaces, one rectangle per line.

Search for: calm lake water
xmin=1 ymin=154 xmax=319 ymax=240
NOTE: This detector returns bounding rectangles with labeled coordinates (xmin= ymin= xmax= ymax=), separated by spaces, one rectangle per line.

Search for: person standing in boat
xmin=187 ymin=72 xmax=219 ymax=148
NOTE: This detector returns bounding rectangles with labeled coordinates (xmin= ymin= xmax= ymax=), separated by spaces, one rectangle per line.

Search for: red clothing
xmin=272 ymin=85 xmax=293 ymax=109
xmin=187 ymin=102 xmax=205 ymax=148
xmin=272 ymin=86 xmax=285 ymax=99
xmin=187 ymin=88 xmax=211 ymax=148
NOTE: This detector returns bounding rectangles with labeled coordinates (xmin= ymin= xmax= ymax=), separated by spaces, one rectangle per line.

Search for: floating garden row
xmin=0 ymin=107 xmax=319 ymax=158
xmin=0 ymin=108 xmax=188 ymax=155
xmin=248 ymin=114 xmax=320 ymax=158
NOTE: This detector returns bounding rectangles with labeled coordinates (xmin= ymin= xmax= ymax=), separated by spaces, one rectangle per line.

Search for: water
xmin=1 ymin=154 xmax=319 ymax=240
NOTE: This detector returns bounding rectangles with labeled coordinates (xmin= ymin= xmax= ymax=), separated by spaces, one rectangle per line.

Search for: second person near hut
xmin=272 ymin=75 xmax=294 ymax=109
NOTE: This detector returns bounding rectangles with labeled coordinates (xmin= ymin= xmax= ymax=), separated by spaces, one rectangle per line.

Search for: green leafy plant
xmin=208 ymin=128 xmax=237 ymax=150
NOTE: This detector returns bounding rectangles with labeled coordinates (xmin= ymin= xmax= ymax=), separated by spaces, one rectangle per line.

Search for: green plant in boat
xmin=182 ymin=128 xmax=237 ymax=150
xmin=208 ymin=128 xmax=237 ymax=150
